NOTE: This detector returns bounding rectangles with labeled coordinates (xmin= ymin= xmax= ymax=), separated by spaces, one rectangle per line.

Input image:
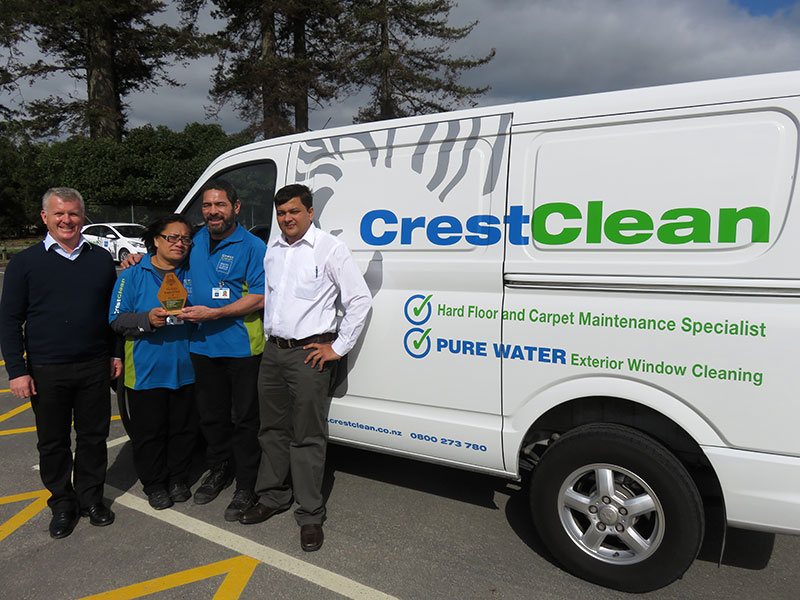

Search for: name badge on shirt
xmin=212 ymin=287 xmax=230 ymax=299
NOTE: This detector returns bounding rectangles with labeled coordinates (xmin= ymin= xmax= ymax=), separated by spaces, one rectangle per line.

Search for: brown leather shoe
xmin=238 ymin=502 xmax=284 ymax=525
xmin=300 ymin=523 xmax=324 ymax=552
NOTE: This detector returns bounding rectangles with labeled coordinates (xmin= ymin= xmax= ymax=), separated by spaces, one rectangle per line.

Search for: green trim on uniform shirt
xmin=124 ymin=338 xmax=136 ymax=388
xmin=241 ymin=281 xmax=265 ymax=355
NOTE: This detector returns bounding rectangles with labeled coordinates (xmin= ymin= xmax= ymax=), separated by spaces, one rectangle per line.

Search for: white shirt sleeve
xmin=328 ymin=243 xmax=372 ymax=357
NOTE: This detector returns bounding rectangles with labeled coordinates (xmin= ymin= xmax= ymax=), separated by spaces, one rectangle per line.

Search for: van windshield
xmin=182 ymin=160 xmax=277 ymax=239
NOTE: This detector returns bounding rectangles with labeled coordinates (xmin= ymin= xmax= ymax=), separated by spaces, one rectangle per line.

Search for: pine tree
xmin=180 ymin=0 xmax=344 ymax=138
xmin=181 ymin=0 xmax=291 ymax=138
xmin=345 ymin=0 xmax=494 ymax=123
xmin=21 ymin=0 xmax=208 ymax=141
xmin=283 ymin=0 xmax=347 ymax=133
xmin=0 ymin=0 xmax=30 ymax=122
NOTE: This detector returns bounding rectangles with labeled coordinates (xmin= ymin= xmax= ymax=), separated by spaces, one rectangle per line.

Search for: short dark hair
xmin=274 ymin=184 xmax=312 ymax=209
xmin=201 ymin=179 xmax=238 ymax=205
xmin=142 ymin=214 xmax=194 ymax=254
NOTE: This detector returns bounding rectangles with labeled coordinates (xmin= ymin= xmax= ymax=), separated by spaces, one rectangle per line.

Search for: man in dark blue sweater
xmin=0 ymin=187 xmax=122 ymax=539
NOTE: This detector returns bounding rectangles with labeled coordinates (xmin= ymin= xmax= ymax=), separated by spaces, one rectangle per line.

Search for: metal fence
xmin=84 ymin=204 xmax=175 ymax=226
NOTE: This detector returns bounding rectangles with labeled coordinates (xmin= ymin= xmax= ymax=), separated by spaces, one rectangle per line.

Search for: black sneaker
xmin=224 ymin=489 xmax=258 ymax=522
xmin=169 ymin=482 xmax=191 ymax=503
xmin=193 ymin=462 xmax=234 ymax=505
xmin=148 ymin=489 xmax=174 ymax=510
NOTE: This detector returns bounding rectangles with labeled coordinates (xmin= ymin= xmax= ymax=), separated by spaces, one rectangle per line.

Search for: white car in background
xmin=81 ymin=222 xmax=146 ymax=262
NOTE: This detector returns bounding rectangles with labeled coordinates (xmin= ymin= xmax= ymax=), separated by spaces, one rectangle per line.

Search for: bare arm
xmin=179 ymin=293 xmax=264 ymax=323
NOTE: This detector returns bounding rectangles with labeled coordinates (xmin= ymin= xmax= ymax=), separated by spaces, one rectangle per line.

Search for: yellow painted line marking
xmin=0 ymin=489 xmax=49 ymax=543
xmin=0 ymin=415 xmax=122 ymax=437
xmin=78 ymin=555 xmax=259 ymax=600
xmin=0 ymin=426 xmax=37 ymax=436
xmin=0 ymin=401 xmax=31 ymax=423
xmin=110 ymin=487 xmax=399 ymax=600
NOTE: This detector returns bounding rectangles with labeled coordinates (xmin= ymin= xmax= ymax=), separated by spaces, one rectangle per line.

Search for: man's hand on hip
xmin=303 ymin=343 xmax=341 ymax=371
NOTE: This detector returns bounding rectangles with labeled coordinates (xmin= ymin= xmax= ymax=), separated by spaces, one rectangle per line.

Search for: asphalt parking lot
xmin=1 ymin=266 xmax=799 ymax=600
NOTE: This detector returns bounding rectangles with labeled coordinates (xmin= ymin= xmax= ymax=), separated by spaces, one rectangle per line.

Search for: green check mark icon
xmin=413 ymin=294 xmax=433 ymax=317
xmin=413 ymin=328 xmax=431 ymax=350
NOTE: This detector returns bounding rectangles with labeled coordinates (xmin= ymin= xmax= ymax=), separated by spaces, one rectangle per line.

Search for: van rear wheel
xmin=530 ymin=423 xmax=703 ymax=592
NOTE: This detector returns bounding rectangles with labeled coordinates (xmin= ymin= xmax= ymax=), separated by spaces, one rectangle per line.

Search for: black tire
xmin=117 ymin=248 xmax=130 ymax=263
xmin=530 ymin=423 xmax=704 ymax=593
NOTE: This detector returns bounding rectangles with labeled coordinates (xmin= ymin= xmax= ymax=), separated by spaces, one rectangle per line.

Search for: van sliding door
xmin=502 ymin=106 xmax=800 ymax=466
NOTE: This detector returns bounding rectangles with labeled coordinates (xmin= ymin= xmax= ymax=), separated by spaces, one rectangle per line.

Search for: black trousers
xmin=126 ymin=384 xmax=197 ymax=495
xmin=29 ymin=355 xmax=111 ymax=512
xmin=190 ymin=353 xmax=261 ymax=491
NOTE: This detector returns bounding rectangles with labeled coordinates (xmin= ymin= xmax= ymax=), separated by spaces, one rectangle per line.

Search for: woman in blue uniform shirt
xmin=109 ymin=215 xmax=197 ymax=510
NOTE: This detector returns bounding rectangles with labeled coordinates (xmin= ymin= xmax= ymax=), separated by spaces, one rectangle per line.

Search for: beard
xmin=204 ymin=212 xmax=236 ymax=237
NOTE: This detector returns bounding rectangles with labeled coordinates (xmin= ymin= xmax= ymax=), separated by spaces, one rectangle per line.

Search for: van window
xmin=182 ymin=161 xmax=277 ymax=241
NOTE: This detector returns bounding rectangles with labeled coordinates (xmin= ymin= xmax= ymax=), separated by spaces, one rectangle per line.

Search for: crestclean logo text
xmin=360 ymin=202 xmax=771 ymax=247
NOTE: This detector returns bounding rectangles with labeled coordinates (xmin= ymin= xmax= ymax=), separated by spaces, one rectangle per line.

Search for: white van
xmin=176 ymin=70 xmax=800 ymax=592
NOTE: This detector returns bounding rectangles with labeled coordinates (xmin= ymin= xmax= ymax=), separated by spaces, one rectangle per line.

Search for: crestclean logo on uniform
xmin=403 ymin=294 xmax=433 ymax=358
xmin=217 ymin=254 xmax=234 ymax=272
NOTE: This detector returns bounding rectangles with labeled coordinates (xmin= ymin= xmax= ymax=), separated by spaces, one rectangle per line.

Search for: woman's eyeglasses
xmin=159 ymin=234 xmax=193 ymax=246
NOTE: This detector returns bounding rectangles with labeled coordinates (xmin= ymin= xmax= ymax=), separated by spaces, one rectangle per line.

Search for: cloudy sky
xmin=7 ymin=0 xmax=800 ymax=134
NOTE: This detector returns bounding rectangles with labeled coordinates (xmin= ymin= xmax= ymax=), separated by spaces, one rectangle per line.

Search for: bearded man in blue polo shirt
xmin=123 ymin=180 xmax=266 ymax=520
xmin=178 ymin=180 xmax=267 ymax=520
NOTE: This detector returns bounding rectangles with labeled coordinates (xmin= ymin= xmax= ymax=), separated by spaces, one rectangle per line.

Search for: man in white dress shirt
xmin=239 ymin=184 xmax=371 ymax=552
